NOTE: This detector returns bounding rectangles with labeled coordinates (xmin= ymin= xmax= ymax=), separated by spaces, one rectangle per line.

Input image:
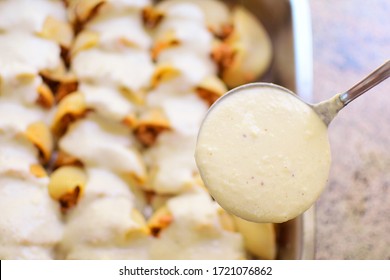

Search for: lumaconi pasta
xmin=0 ymin=0 xmax=67 ymax=260
xmin=0 ymin=0 xmax=275 ymax=260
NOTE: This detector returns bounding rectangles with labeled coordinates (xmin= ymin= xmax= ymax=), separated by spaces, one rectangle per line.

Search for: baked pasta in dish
xmin=0 ymin=1 xmax=67 ymax=260
xmin=0 ymin=0 xmax=275 ymax=260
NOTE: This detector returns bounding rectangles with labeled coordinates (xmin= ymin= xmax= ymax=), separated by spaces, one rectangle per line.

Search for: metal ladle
xmin=195 ymin=60 xmax=390 ymax=225
xmin=310 ymin=60 xmax=390 ymax=125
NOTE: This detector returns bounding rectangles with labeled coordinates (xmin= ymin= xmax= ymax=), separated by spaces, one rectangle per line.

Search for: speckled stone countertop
xmin=309 ymin=0 xmax=390 ymax=259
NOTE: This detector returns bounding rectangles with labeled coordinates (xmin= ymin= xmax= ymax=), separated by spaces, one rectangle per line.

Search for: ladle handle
xmin=339 ymin=60 xmax=390 ymax=106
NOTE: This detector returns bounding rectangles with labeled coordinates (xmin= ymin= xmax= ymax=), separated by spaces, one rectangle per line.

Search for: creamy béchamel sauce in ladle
xmin=195 ymin=61 xmax=390 ymax=223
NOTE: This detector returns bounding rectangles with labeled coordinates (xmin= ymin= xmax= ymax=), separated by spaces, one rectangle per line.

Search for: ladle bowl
xmin=195 ymin=60 xmax=389 ymax=224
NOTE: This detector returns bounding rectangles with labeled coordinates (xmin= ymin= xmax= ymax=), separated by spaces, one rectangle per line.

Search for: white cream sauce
xmin=156 ymin=47 xmax=216 ymax=89
xmin=86 ymin=13 xmax=152 ymax=51
xmin=0 ymin=245 xmax=54 ymax=260
xmin=0 ymin=176 xmax=63 ymax=257
xmin=196 ymin=85 xmax=331 ymax=223
xmin=59 ymin=114 xmax=145 ymax=178
xmin=146 ymin=89 xmax=208 ymax=136
xmin=61 ymin=196 xmax=150 ymax=259
xmin=64 ymin=239 xmax=151 ymax=260
xmin=103 ymin=0 xmax=151 ymax=11
xmin=0 ymin=74 xmax=42 ymax=106
xmin=0 ymin=0 xmax=66 ymax=33
xmin=62 ymin=197 xmax=138 ymax=247
xmin=0 ymin=136 xmax=40 ymax=179
xmin=156 ymin=0 xmax=231 ymax=32
xmin=162 ymin=2 xmax=205 ymax=22
xmin=0 ymin=102 xmax=47 ymax=137
xmin=59 ymin=166 xmax=149 ymax=259
xmin=155 ymin=3 xmax=212 ymax=56
xmin=143 ymin=132 xmax=199 ymax=194
xmin=72 ymin=48 xmax=154 ymax=93
xmin=0 ymin=32 xmax=61 ymax=74
xmin=150 ymin=191 xmax=245 ymax=259
xmin=79 ymin=83 xmax=136 ymax=122
xmin=84 ymin=167 xmax=135 ymax=201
